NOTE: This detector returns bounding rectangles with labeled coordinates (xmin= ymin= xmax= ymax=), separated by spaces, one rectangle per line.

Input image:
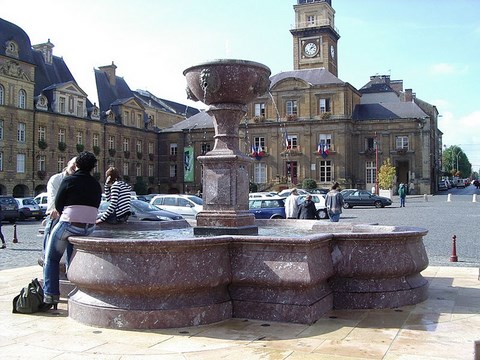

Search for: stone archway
xmin=12 ymin=184 xmax=29 ymax=197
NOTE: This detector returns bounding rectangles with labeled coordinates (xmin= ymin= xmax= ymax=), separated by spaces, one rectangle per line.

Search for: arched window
xmin=0 ymin=85 xmax=4 ymax=105
xmin=18 ymin=89 xmax=26 ymax=109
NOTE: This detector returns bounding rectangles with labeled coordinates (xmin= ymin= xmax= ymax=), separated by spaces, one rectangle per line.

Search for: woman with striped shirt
xmin=96 ymin=167 xmax=132 ymax=224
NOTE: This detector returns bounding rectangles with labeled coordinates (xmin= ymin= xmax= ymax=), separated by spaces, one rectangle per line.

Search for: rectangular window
xmin=0 ymin=151 xmax=3 ymax=171
xmin=17 ymin=154 xmax=25 ymax=173
xmin=58 ymin=129 xmax=66 ymax=143
xmin=201 ymin=143 xmax=211 ymax=155
xmin=170 ymin=143 xmax=178 ymax=156
xmin=123 ymin=162 xmax=129 ymax=176
xmin=108 ymin=136 xmax=115 ymax=150
xmin=136 ymin=140 xmax=142 ymax=153
xmin=38 ymin=155 xmax=46 ymax=171
xmin=131 ymin=112 xmax=135 ymax=125
xmin=286 ymin=134 xmax=299 ymax=149
xmin=319 ymin=98 xmax=331 ymax=113
xmin=136 ymin=163 xmax=142 ymax=177
xmin=124 ymin=111 xmax=129 ymax=125
xmin=254 ymin=103 xmax=266 ymax=117
xmin=77 ymin=101 xmax=83 ymax=117
xmin=318 ymin=134 xmax=332 ymax=148
xmin=137 ymin=114 xmax=143 ymax=128
xmin=123 ymin=138 xmax=130 ymax=152
xmin=68 ymin=96 xmax=74 ymax=113
xmin=169 ymin=164 xmax=177 ymax=178
xmin=59 ymin=97 xmax=66 ymax=114
xmin=148 ymin=142 xmax=154 ymax=154
xmin=286 ymin=100 xmax=298 ymax=115
xmin=76 ymin=131 xmax=83 ymax=145
xmin=0 ymin=120 xmax=3 ymax=140
xmin=319 ymin=160 xmax=332 ymax=182
xmin=93 ymin=133 xmax=99 ymax=147
xmin=307 ymin=15 xmax=315 ymax=25
xmin=253 ymin=162 xmax=267 ymax=184
xmin=366 ymin=160 xmax=376 ymax=184
xmin=366 ymin=137 xmax=376 ymax=151
xmin=57 ymin=157 xmax=65 ymax=173
xmin=396 ymin=136 xmax=409 ymax=149
xmin=148 ymin=164 xmax=154 ymax=177
xmin=38 ymin=126 xmax=46 ymax=141
xmin=17 ymin=123 xmax=26 ymax=142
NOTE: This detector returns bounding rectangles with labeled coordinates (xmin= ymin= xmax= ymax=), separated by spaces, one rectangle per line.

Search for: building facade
xmin=160 ymin=0 xmax=442 ymax=196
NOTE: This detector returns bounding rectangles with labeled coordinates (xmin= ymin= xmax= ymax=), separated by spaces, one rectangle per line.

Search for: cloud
xmin=429 ymin=63 xmax=469 ymax=76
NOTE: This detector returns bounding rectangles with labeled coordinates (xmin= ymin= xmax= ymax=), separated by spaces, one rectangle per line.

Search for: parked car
xmin=0 ymin=196 xmax=19 ymax=223
xmin=15 ymin=197 xmax=43 ymax=220
xmin=309 ymin=188 xmax=329 ymax=195
xmin=248 ymin=196 xmax=286 ymax=219
xmin=438 ymin=180 xmax=448 ymax=191
xmin=249 ymin=192 xmax=276 ymax=199
xmin=136 ymin=194 xmax=159 ymax=203
xmin=98 ymin=199 xmax=184 ymax=221
xmin=150 ymin=194 xmax=203 ymax=219
xmin=277 ymin=188 xmax=310 ymax=198
xmin=340 ymin=189 xmax=357 ymax=197
xmin=342 ymin=190 xmax=392 ymax=208
xmin=298 ymin=194 xmax=328 ymax=219
xmin=34 ymin=192 xmax=48 ymax=215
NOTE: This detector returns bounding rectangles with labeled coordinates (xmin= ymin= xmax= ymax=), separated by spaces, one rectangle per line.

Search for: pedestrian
xmin=399 ymin=183 xmax=406 ymax=207
xmin=42 ymin=156 xmax=77 ymax=252
xmin=43 ymin=151 xmax=102 ymax=306
xmin=297 ymin=195 xmax=319 ymax=220
xmin=96 ymin=167 xmax=132 ymax=224
xmin=0 ymin=206 xmax=6 ymax=249
xmin=325 ymin=182 xmax=344 ymax=222
xmin=284 ymin=188 xmax=300 ymax=219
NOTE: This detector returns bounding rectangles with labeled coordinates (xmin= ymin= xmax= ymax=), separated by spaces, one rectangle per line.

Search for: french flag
xmin=251 ymin=145 xmax=257 ymax=157
xmin=258 ymin=145 xmax=264 ymax=157
xmin=284 ymin=130 xmax=289 ymax=148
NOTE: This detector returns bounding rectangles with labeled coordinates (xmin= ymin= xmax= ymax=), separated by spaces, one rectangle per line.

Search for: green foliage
xmin=76 ymin=144 xmax=85 ymax=153
xmin=302 ymin=178 xmax=317 ymax=190
xmin=249 ymin=182 xmax=258 ymax=192
xmin=93 ymin=145 xmax=101 ymax=155
xmin=134 ymin=177 xmax=147 ymax=195
xmin=58 ymin=142 xmax=67 ymax=152
xmin=378 ymin=158 xmax=396 ymax=189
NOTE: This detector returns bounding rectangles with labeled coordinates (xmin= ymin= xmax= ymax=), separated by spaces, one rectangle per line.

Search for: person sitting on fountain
xmin=43 ymin=151 xmax=102 ymax=307
xmin=96 ymin=167 xmax=132 ymax=224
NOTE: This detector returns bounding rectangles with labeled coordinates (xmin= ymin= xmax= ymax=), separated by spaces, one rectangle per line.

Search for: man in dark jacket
xmin=43 ymin=152 xmax=102 ymax=306
xmin=297 ymin=195 xmax=319 ymax=220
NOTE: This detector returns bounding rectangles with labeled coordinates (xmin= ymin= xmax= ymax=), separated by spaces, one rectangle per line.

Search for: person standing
xmin=297 ymin=195 xmax=319 ymax=220
xmin=284 ymin=188 xmax=300 ymax=219
xmin=96 ymin=167 xmax=132 ymax=224
xmin=325 ymin=182 xmax=344 ymax=222
xmin=0 ymin=206 xmax=6 ymax=249
xmin=399 ymin=183 xmax=406 ymax=207
xmin=42 ymin=157 xmax=77 ymax=252
xmin=43 ymin=152 xmax=102 ymax=306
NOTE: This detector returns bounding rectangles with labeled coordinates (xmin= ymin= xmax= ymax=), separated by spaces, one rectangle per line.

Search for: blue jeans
xmin=42 ymin=215 xmax=59 ymax=253
xmin=400 ymin=197 xmax=406 ymax=207
xmin=43 ymin=221 xmax=95 ymax=296
xmin=329 ymin=213 xmax=341 ymax=222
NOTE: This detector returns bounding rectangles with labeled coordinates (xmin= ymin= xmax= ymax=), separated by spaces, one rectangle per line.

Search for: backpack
xmin=12 ymin=278 xmax=52 ymax=314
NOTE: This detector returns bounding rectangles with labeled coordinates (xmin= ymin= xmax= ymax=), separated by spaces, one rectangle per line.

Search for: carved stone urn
xmin=183 ymin=59 xmax=271 ymax=235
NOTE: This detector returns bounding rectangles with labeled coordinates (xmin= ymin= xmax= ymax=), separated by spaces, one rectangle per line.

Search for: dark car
xmin=0 ymin=196 xmax=19 ymax=223
xmin=98 ymin=199 xmax=184 ymax=221
xmin=248 ymin=197 xmax=286 ymax=219
xmin=342 ymin=190 xmax=392 ymax=209
xmin=15 ymin=197 xmax=44 ymax=220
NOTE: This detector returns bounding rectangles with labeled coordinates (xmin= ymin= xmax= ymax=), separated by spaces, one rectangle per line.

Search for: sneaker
xmin=0 ymin=244 xmax=6 ymax=249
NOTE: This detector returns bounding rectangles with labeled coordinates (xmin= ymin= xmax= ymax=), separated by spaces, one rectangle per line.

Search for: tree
xmin=302 ymin=178 xmax=317 ymax=190
xmin=442 ymin=145 xmax=472 ymax=178
xmin=378 ymin=158 xmax=396 ymax=189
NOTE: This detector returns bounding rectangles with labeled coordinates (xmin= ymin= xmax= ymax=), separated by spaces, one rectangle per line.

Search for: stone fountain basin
xmin=67 ymin=220 xmax=429 ymax=329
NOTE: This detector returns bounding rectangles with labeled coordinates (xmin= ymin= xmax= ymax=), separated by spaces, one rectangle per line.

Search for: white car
xmin=34 ymin=192 xmax=48 ymax=215
xmin=149 ymin=194 xmax=203 ymax=219
xmin=249 ymin=192 xmax=276 ymax=199
xmin=298 ymin=194 xmax=328 ymax=219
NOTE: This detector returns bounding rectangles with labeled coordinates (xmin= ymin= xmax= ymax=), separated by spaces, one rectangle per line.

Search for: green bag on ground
xmin=12 ymin=278 xmax=52 ymax=313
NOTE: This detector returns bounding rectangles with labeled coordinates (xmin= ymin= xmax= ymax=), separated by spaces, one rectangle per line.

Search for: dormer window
xmin=5 ymin=41 xmax=19 ymax=58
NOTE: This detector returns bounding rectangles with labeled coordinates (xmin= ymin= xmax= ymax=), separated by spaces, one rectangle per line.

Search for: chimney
xmin=405 ymin=89 xmax=413 ymax=102
xmin=32 ymin=39 xmax=54 ymax=65
xmin=98 ymin=61 xmax=117 ymax=87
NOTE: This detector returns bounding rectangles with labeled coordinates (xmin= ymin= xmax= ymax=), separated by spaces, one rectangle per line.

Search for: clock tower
xmin=290 ymin=0 xmax=340 ymax=75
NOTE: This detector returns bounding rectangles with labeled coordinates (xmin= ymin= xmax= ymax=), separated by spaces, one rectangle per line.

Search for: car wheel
xmin=271 ymin=215 xmax=284 ymax=219
xmin=318 ymin=209 xmax=328 ymax=219
xmin=343 ymin=202 xmax=351 ymax=209
xmin=35 ymin=216 xmax=43 ymax=221
xmin=374 ymin=201 xmax=383 ymax=208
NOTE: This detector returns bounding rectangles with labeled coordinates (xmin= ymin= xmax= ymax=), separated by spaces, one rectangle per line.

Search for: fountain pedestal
xmin=183 ymin=60 xmax=271 ymax=236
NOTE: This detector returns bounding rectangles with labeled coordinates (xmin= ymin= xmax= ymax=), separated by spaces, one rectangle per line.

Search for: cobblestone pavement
xmin=0 ymin=192 xmax=479 ymax=270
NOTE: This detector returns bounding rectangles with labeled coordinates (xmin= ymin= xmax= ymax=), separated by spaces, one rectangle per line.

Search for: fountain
xmin=65 ymin=60 xmax=429 ymax=330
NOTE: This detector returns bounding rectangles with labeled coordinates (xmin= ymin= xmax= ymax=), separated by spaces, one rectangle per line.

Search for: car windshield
xmin=186 ymin=196 xmax=203 ymax=205
xmin=22 ymin=198 xmax=37 ymax=205
xmin=131 ymin=200 xmax=159 ymax=212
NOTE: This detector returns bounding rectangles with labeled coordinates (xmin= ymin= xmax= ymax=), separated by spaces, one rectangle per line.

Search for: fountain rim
xmin=183 ymin=59 xmax=271 ymax=76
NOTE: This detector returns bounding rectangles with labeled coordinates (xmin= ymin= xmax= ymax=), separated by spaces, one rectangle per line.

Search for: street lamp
xmin=455 ymin=150 xmax=463 ymax=174
xmin=374 ymin=132 xmax=379 ymax=195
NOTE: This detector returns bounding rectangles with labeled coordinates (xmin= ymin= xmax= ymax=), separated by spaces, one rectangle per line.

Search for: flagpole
xmin=375 ymin=132 xmax=379 ymax=195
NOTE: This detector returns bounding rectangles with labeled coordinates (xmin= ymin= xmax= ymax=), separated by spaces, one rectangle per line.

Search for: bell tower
xmin=290 ymin=0 xmax=340 ymax=75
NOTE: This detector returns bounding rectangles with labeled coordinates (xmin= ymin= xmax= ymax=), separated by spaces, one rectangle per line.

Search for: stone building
xmin=0 ymin=18 xmax=197 ymax=197
xmin=160 ymin=0 xmax=442 ymax=195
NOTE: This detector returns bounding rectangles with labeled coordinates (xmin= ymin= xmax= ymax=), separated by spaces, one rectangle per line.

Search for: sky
xmin=2 ymin=0 xmax=479 ymax=171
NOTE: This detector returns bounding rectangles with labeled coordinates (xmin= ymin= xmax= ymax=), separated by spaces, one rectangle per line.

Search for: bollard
xmin=12 ymin=224 xmax=18 ymax=243
xmin=423 ymin=194 xmax=428 ymax=202
xmin=450 ymin=235 xmax=458 ymax=262
xmin=473 ymin=194 xmax=477 ymax=203
xmin=447 ymin=194 xmax=452 ymax=202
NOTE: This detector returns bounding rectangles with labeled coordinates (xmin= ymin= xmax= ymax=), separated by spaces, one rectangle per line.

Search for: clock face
xmin=330 ymin=45 xmax=335 ymax=58
xmin=304 ymin=42 xmax=317 ymax=57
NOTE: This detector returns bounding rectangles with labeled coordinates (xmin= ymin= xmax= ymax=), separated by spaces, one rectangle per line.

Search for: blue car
xmin=248 ymin=197 xmax=286 ymax=219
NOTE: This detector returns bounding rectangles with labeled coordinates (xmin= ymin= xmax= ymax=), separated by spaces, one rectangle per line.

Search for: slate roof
xmin=133 ymin=90 xmax=199 ymax=118
xmin=353 ymin=101 xmax=427 ymax=120
xmin=161 ymin=111 xmax=213 ymax=133
xmin=0 ymin=17 xmax=33 ymax=64
xmin=94 ymin=69 xmax=135 ymax=113
xmin=270 ymin=68 xmax=344 ymax=88
xmin=33 ymin=51 xmax=76 ymax=97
